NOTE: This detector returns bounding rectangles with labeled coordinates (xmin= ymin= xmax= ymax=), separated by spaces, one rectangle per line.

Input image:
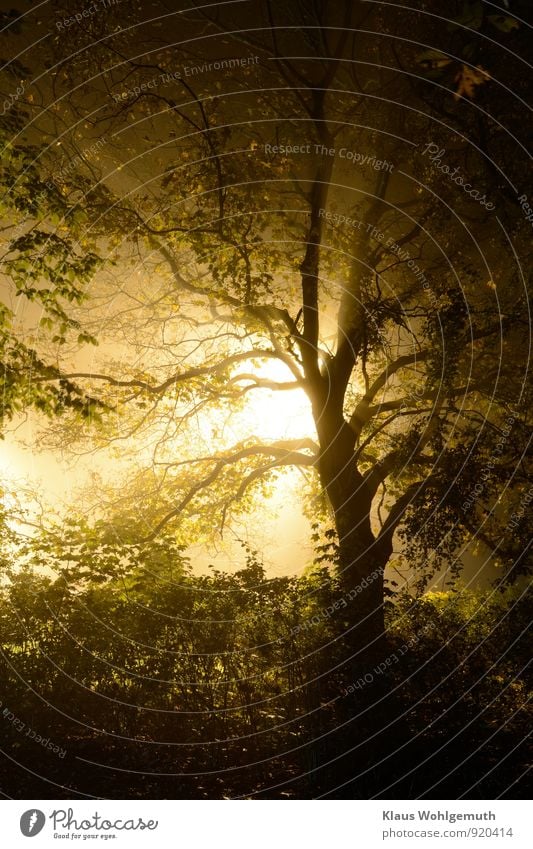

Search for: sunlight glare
xmin=233 ymin=359 xmax=315 ymax=442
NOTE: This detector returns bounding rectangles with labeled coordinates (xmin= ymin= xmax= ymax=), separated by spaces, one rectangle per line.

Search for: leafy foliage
xmin=0 ymin=521 xmax=529 ymax=798
xmin=0 ymin=113 xmax=104 ymax=426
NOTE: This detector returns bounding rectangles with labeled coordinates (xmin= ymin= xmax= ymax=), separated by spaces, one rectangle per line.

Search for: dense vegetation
xmin=0 ymin=520 xmax=529 ymax=798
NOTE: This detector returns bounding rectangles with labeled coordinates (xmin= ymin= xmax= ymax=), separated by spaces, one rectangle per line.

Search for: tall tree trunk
xmin=315 ymin=409 xmax=389 ymax=670
xmin=301 ymin=421 xmax=397 ymax=795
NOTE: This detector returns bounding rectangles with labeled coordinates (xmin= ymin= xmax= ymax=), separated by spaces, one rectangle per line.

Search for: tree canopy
xmin=4 ymin=1 xmax=528 ymax=587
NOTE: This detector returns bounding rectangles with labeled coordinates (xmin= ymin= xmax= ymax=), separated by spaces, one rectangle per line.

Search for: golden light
xmin=230 ymin=358 xmax=316 ymax=442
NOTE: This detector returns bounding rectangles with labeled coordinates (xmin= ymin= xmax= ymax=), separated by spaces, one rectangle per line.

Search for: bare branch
xmin=156 ymin=438 xmax=320 ymax=469
xmin=350 ymin=350 xmax=429 ymax=435
xmin=376 ymin=477 xmax=436 ymax=561
xmin=365 ymin=399 xmax=445 ymax=499
xmin=143 ymin=440 xmax=318 ymax=541
xmin=367 ymin=383 xmax=483 ymax=417
xmin=47 ymin=350 xmax=293 ymax=395
xmin=227 ymin=372 xmax=303 ymax=392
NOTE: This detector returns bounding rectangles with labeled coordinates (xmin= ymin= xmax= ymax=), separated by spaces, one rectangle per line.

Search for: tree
xmin=2 ymin=0 xmax=531 ymax=675
xmin=0 ymin=83 xmax=105 ymax=426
